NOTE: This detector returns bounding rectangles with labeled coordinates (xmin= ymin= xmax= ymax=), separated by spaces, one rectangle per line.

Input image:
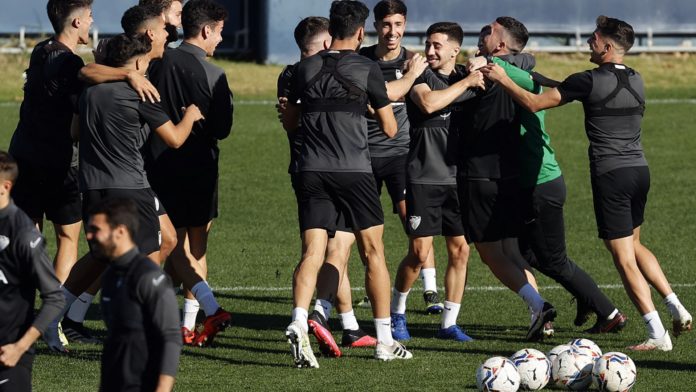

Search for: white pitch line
xmin=212 ymin=282 xmax=696 ymax=293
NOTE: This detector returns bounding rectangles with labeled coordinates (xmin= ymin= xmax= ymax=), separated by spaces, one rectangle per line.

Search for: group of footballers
xmin=2 ymin=0 xmax=235 ymax=390
xmin=277 ymin=0 xmax=693 ymax=368
xmin=0 ymin=0 xmax=694 ymax=389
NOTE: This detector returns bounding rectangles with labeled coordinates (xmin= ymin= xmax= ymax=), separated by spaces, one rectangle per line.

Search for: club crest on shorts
xmin=409 ymin=216 xmax=421 ymax=230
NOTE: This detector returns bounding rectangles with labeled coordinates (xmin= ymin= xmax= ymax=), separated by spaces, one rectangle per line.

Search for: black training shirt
xmin=288 ymin=50 xmax=390 ymax=173
xmin=407 ymin=65 xmax=475 ymax=185
xmin=100 ymin=248 xmax=181 ymax=392
xmin=557 ymin=63 xmax=647 ymax=176
xmin=9 ymin=38 xmax=84 ymax=170
xmin=359 ymin=45 xmax=411 ymax=158
xmin=0 ymin=202 xmax=64 ymax=347
xmin=79 ymin=81 xmax=170 ymax=191
xmin=277 ymin=63 xmax=304 ymax=174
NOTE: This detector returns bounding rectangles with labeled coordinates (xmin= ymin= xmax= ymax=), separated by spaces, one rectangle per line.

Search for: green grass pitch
xmin=0 ymin=54 xmax=695 ymax=391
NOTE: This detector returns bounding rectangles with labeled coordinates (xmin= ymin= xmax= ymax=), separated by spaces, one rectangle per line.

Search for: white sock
xmin=314 ymin=299 xmax=333 ymax=320
xmin=642 ymin=310 xmax=666 ymax=339
xmin=441 ymin=301 xmax=461 ymax=329
xmin=292 ymin=307 xmax=309 ymax=333
xmin=340 ymin=310 xmax=360 ymax=331
xmin=390 ymin=288 xmax=410 ymax=314
xmin=420 ymin=268 xmax=437 ymax=292
xmin=182 ymin=298 xmax=200 ymax=330
xmin=607 ymin=308 xmax=619 ymax=320
xmin=664 ymin=293 xmax=683 ymax=318
xmin=66 ymin=292 xmax=94 ymax=323
xmin=190 ymin=281 xmax=220 ymax=317
xmin=374 ymin=317 xmax=393 ymax=346
xmin=517 ymin=284 xmax=545 ymax=314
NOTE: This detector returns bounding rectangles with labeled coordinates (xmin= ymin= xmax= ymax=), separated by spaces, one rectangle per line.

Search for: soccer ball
xmin=546 ymin=344 xmax=572 ymax=365
xmin=568 ymin=338 xmax=602 ymax=360
xmin=509 ymin=348 xmax=551 ymax=390
xmin=552 ymin=349 xmax=595 ymax=390
xmin=593 ymin=352 xmax=637 ymax=391
xmin=476 ymin=356 xmax=521 ymax=392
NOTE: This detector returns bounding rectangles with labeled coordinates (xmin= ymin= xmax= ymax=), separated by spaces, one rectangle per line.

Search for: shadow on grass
xmin=214 ymin=292 xmax=293 ymax=305
xmin=633 ymin=359 xmax=696 ymax=372
xmin=183 ymin=348 xmax=289 ymax=368
xmin=35 ymin=346 xmax=102 ymax=361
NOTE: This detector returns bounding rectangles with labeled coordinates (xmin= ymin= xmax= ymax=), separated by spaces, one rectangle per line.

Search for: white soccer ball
xmin=552 ymin=349 xmax=595 ymax=390
xmin=476 ymin=356 xmax=521 ymax=392
xmin=593 ymin=352 xmax=637 ymax=391
xmin=568 ymin=338 xmax=602 ymax=360
xmin=546 ymin=344 xmax=572 ymax=365
xmin=509 ymin=348 xmax=551 ymax=390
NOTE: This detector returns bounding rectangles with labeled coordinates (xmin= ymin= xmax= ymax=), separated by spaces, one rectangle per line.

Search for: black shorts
xmin=405 ymin=183 xmax=464 ymax=237
xmin=290 ymin=173 xmax=350 ymax=235
xmin=0 ymin=352 xmax=33 ymax=392
xmin=151 ymin=170 xmax=218 ymax=228
xmin=297 ymin=171 xmax=384 ymax=234
xmin=11 ymin=161 xmax=81 ymax=225
xmin=371 ymin=155 xmax=407 ymax=214
xmin=82 ymin=188 xmax=161 ymax=254
xmin=458 ymin=177 xmax=520 ymax=243
xmin=591 ymin=166 xmax=649 ymax=240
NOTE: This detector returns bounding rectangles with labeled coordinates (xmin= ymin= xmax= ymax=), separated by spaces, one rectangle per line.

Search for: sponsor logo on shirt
xmin=0 ymin=235 xmax=9 ymax=252
xmin=30 ymin=237 xmax=42 ymax=249
xmin=395 ymin=69 xmax=403 ymax=80
xmin=0 ymin=269 xmax=8 ymax=285
xmin=409 ymin=216 xmax=421 ymax=231
xmin=152 ymin=274 xmax=166 ymax=287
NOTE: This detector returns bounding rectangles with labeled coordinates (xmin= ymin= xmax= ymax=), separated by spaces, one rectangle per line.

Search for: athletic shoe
xmin=341 ymin=328 xmax=377 ymax=348
xmin=436 ymin=325 xmax=474 ymax=342
xmin=627 ymin=331 xmax=673 ymax=351
xmin=355 ymin=295 xmax=371 ymax=308
xmin=43 ymin=322 xmax=69 ymax=353
xmin=58 ymin=322 xmax=69 ymax=347
xmin=573 ymin=298 xmax=593 ymax=327
xmin=423 ymin=290 xmax=444 ymax=314
xmin=374 ymin=340 xmax=413 ymax=361
xmin=585 ymin=311 xmax=627 ymax=334
xmin=542 ymin=321 xmax=555 ymax=337
xmin=670 ymin=304 xmax=692 ymax=337
xmin=193 ymin=308 xmax=232 ymax=347
xmin=61 ymin=318 xmax=101 ymax=344
xmin=391 ymin=313 xmax=411 ymax=341
xmin=181 ymin=327 xmax=197 ymax=346
xmin=285 ymin=321 xmax=319 ymax=368
xmin=307 ymin=311 xmax=341 ymax=357
xmin=526 ymin=302 xmax=557 ymax=342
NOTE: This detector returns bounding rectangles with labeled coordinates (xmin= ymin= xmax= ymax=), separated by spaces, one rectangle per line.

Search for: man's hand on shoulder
xmin=127 ymin=71 xmax=161 ymax=104
xmin=404 ymin=53 xmax=428 ymax=78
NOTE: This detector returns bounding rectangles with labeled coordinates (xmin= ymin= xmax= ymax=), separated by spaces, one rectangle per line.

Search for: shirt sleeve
xmin=366 ymin=62 xmax=390 ymax=110
xmin=557 ymin=71 xmax=593 ymax=103
xmin=16 ymin=230 xmax=65 ymax=334
xmin=287 ymin=62 xmax=303 ymax=105
xmin=277 ymin=65 xmax=294 ymax=99
xmin=139 ymin=100 xmax=172 ymax=131
xmin=63 ymin=54 xmax=86 ymax=114
xmin=136 ymin=269 xmax=182 ymax=378
xmin=207 ymin=73 xmax=233 ymax=140
xmin=492 ymin=57 xmax=538 ymax=93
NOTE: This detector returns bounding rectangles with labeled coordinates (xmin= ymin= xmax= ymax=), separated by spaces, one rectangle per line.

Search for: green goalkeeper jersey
xmin=492 ymin=57 xmax=562 ymax=188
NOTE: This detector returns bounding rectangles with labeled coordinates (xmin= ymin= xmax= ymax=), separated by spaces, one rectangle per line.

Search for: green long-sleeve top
xmin=491 ymin=57 xmax=562 ymax=187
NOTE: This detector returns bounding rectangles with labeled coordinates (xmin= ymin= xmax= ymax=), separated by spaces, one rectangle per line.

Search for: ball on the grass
xmin=476 ymin=356 xmax=521 ymax=392
xmin=552 ymin=348 xmax=595 ymax=390
xmin=509 ymin=348 xmax=551 ymax=390
xmin=592 ymin=351 xmax=637 ymax=392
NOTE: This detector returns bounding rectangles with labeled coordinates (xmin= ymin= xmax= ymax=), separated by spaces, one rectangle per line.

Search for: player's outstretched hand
xmin=480 ymin=63 xmax=507 ymax=83
xmin=183 ymin=104 xmax=205 ymax=122
xmin=127 ymin=71 xmax=161 ymax=103
xmin=465 ymin=70 xmax=486 ymax=90
xmin=0 ymin=343 xmax=25 ymax=367
xmin=467 ymin=56 xmax=487 ymax=72
xmin=405 ymin=53 xmax=428 ymax=77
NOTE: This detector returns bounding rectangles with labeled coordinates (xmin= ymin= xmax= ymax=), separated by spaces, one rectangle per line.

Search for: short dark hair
xmin=426 ymin=22 xmax=464 ymax=46
xmin=373 ymin=0 xmax=406 ymax=21
xmin=88 ymin=198 xmax=140 ymax=238
xmin=293 ymin=17 xmax=329 ymax=53
xmin=47 ymin=0 xmax=93 ymax=34
xmin=0 ymin=152 xmax=18 ymax=183
xmin=495 ymin=16 xmax=528 ymax=53
xmin=329 ymin=0 xmax=369 ymax=40
xmin=104 ymin=33 xmax=152 ymax=67
xmin=182 ymin=0 xmax=228 ymax=39
xmin=139 ymin=0 xmax=172 ymax=10
xmin=596 ymin=15 xmax=635 ymax=52
xmin=121 ymin=4 xmax=163 ymax=36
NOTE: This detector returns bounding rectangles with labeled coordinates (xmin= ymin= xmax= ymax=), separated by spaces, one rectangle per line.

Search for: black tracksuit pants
xmin=518 ymin=176 xmax=615 ymax=318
